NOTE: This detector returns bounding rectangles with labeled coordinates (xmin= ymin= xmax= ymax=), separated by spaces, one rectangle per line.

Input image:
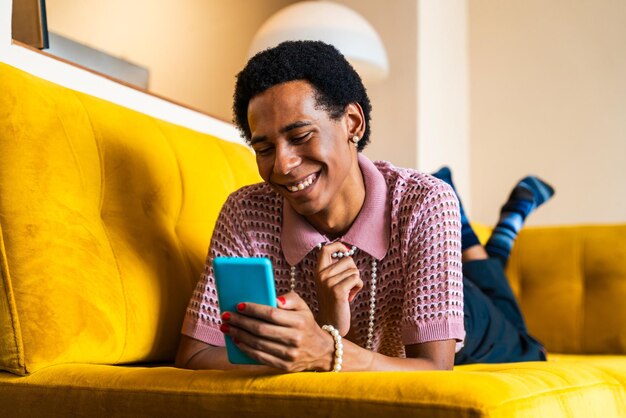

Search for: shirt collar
xmin=281 ymin=153 xmax=391 ymax=266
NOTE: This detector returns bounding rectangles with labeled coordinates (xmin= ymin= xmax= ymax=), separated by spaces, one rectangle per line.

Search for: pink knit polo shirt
xmin=181 ymin=154 xmax=465 ymax=357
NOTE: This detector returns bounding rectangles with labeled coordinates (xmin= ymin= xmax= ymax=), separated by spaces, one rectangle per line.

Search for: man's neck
xmin=306 ymin=165 xmax=366 ymax=239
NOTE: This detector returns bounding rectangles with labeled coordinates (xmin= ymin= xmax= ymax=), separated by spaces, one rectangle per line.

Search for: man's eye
xmin=292 ymin=132 xmax=311 ymax=144
xmin=255 ymin=147 xmax=273 ymax=156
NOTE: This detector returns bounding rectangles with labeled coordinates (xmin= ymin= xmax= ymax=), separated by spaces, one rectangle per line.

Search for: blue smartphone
xmin=213 ymin=257 xmax=277 ymax=364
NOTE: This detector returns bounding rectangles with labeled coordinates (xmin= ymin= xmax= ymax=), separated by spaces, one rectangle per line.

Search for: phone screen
xmin=213 ymin=257 xmax=277 ymax=364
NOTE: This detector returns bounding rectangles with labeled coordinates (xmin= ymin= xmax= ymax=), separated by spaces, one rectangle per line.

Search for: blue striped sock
xmin=431 ymin=166 xmax=480 ymax=250
xmin=485 ymin=176 xmax=555 ymax=265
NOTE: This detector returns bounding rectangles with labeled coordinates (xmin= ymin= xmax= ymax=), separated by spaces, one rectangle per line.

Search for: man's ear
xmin=345 ymin=102 xmax=366 ymax=139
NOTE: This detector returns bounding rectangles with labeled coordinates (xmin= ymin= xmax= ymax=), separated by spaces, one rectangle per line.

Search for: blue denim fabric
xmin=454 ymin=258 xmax=547 ymax=365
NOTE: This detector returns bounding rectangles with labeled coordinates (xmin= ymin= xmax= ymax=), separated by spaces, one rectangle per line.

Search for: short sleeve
xmin=180 ymin=194 xmax=254 ymax=346
xmin=400 ymin=181 xmax=465 ymax=348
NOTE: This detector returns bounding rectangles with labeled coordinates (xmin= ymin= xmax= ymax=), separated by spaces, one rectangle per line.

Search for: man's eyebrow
xmin=250 ymin=135 xmax=267 ymax=145
xmin=251 ymin=121 xmax=312 ymax=145
xmin=279 ymin=120 xmax=312 ymax=134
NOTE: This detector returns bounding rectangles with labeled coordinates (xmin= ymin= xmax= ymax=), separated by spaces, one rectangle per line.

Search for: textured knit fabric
xmin=182 ymin=155 xmax=465 ymax=357
xmin=431 ymin=166 xmax=480 ymax=251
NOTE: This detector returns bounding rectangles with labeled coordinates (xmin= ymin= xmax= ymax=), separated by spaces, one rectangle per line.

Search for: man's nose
xmin=273 ymin=144 xmax=300 ymax=175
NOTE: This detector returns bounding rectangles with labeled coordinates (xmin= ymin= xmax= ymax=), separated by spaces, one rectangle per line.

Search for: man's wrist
xmin=321 ymin=325 xmax=344 ymax=372
xmin=313 ymin=328 xmax=337 ymax=372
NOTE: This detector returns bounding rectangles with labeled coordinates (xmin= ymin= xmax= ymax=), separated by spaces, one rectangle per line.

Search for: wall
xmin=45 ymin=0 xmax=473 ymax=200
xmin=1 ymin=0 xmax=241 ymax=144
xmin=417 ymin=0 xmax=470 ymax=207
xmin=45 ymin=0 xmax=424 ymax=174
xmin=469 ymin=0 xmax=626 ymax=226
xmin=335 ymin=0 xmax=470 ymax=204
xmin=45 ymin=0 xmax=297 ymax=122
xmin=44 ymin=0 xmax=625 ymax=226
xmin=332 ymin=0 xmax=419 ymax=171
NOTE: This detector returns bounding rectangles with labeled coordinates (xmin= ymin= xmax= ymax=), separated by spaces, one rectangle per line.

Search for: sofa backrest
xmin=477 ymin=222 xmax=626 ymax=354
xmin=507 ymin=224 xmax=626 ymax=355
xmin=0 ymin=63 xmax=260 ymax=375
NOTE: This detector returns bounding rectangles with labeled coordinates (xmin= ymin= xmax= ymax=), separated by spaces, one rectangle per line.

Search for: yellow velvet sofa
xmin=1 ymin=62 xmax=625 ymax=417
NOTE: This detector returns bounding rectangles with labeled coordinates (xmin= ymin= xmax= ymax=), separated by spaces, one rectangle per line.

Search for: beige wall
xmin=335 ymin=0 xmax=471 ymax=204
xmin=46 ymin=0 xmax=625 ymax=226
xmin=417 ymin=0 xmax=470 ymax=206
xmin=45 ymin=0 xmax=465 ymax=180
xmin=469 ymin=0 xmax=626 ymax=226
xmin=333 ymin=0 xmax=419 ymax=171
xmin=45 ymin=0 xmax=423 ymax=169
xmin=45 ymin=0 xmax=297 ymax=122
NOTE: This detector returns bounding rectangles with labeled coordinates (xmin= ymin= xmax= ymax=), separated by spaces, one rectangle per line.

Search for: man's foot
xmin=485 ymin=176 xmax=555 ymax=265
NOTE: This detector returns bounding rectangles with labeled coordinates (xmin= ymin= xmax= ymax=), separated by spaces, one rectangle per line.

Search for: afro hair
xmin=233 ymin=40 xmax=372 ymax=151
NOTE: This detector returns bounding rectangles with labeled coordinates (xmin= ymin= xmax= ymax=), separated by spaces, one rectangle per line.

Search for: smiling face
xmin=247 ymin=80 xmax=366 ymax=235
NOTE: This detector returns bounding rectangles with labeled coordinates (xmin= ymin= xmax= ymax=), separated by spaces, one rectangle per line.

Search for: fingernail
xmin=220 ymin=324 xmax=230 ymax=333
xmin=277 ymin=296 xmax=286 ymax=305
xmin=233 ymin=337 xmax=239 ymax=344
xmin=221 ymin=312 xmax=231 ymax=321
xmin=237 ymin=302 xmax=246 ymax=312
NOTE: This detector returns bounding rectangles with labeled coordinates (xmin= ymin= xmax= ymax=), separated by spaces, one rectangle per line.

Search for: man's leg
xmin=431 ymin=166 xmax=480 ymax=252
xmin=455 ymin=273 xmax=546 ymax=365
xmin=485 ymin=176 xmax=554 ymax=266
xmin=431 ymin=167 xmax=549 ymax=364
xmin=463 ymin=256 xmax=527 ymax=332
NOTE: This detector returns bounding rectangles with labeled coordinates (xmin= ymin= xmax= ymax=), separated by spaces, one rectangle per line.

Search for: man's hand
xmin=314 ymin=242 xmax=363 ymax=336
xmin=220 ymin=292 xmax=335 ymax=372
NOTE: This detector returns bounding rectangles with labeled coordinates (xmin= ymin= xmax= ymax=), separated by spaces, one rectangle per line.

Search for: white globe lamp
xmin=248 ymin=1 xmax=389 ymax=83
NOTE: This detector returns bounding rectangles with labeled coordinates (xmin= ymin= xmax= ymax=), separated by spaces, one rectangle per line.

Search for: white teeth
xmin=286 ymin=173 xmax=316 ymax=193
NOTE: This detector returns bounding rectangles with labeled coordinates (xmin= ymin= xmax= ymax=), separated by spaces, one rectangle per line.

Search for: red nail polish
xmin=233 ymin=337 xmax=239 ymax=344
xmin=220 ymin=324 xmax=230 ymax=333
xmin=221 ymin=312 xmax=231 ymax=321
xmin=237 ymin=302 xmax=246 ymax=312
xmin=277 ymin=296 xmax=286 ymax=305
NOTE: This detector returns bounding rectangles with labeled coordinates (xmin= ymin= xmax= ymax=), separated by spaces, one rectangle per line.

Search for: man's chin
xmin=284 ymin=196 xmax=322 ymax=218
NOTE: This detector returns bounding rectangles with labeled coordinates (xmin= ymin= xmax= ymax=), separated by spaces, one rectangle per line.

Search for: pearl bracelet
xmin=321 ymin=324 xmax=343 ymax=372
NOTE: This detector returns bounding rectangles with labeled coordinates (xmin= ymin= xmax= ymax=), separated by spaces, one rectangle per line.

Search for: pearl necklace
xmin=289 ymin=245 xmax=378 ymax=350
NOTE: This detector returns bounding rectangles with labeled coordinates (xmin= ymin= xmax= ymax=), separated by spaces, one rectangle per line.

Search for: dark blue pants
xmin=454 ymin=259 xmax=546 ymax=365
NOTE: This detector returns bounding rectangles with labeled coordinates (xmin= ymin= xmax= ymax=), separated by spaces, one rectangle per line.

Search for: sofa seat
xmin=548 ymin=354 xmax=626 ymax=388
xmin=0 ymin=358 xmax=624 ymax=417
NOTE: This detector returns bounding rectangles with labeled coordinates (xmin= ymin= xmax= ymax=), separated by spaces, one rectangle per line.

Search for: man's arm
xmin=175 ymin=335 xmax=271 ymax=371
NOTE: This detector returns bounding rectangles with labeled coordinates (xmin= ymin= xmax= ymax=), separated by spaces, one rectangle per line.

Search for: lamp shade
xmin=248 ymin=1 xmax=389 ymax=83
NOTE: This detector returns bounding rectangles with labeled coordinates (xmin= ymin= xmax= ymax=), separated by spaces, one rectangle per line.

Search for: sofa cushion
xmin=0 ymin=63 xmax=260 ymax=375
xmin=473 ymin=222 xmax=626 ymax=355
xmin=0 ymin=359 xmax=624 ymax=418
xmin=506 ymin=225 xmax=626 ymax=355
